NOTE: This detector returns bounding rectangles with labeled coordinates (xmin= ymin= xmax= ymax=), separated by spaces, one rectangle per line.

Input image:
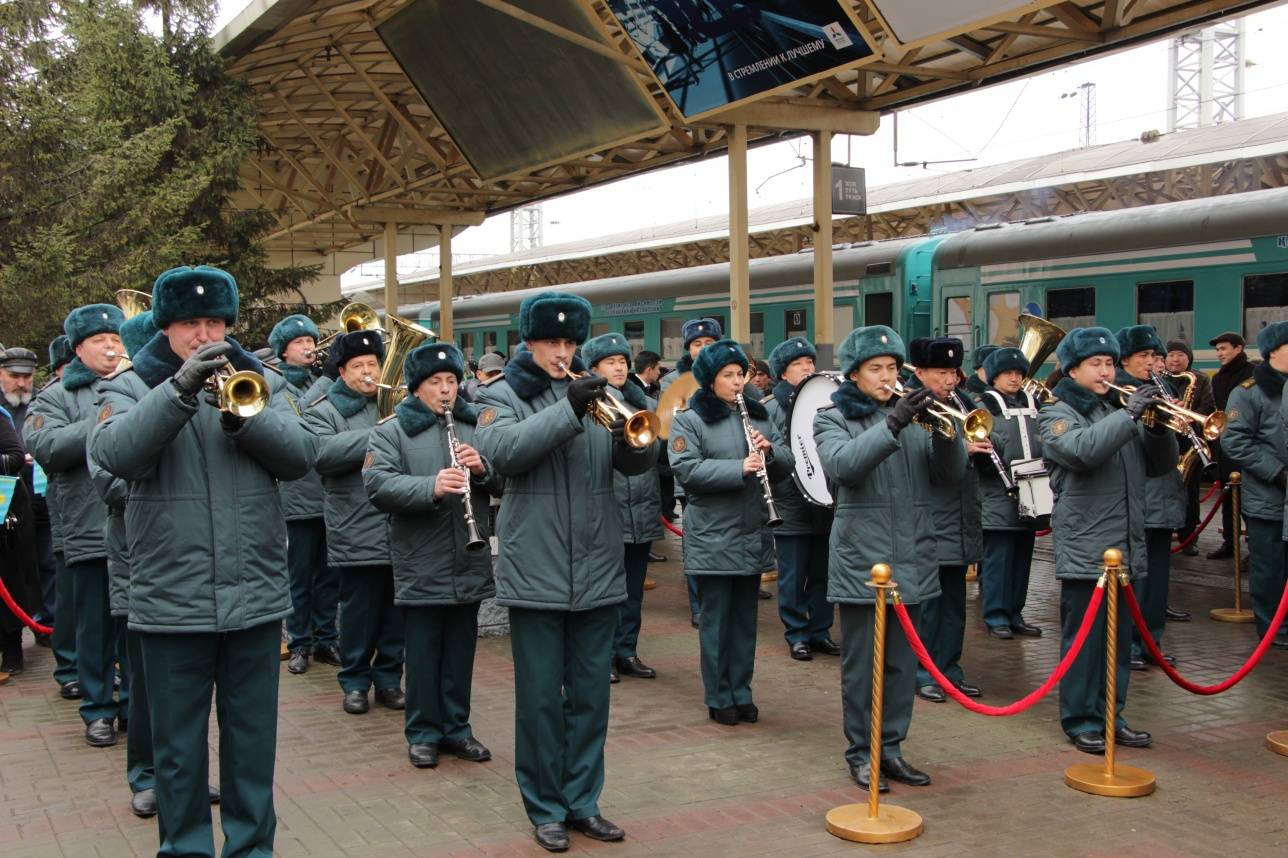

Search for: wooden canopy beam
xmin=696 ymin=101 xmax=879 ymax=135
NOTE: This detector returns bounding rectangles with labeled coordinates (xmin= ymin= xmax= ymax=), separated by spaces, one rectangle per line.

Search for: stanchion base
xmin=1209 ymin=607 xmax=1255 ymax=623
xmin=760 ymin=571 xmax=777 ymax=584
xmin=643 ymin=578 xmax=657 ymax=591
xmin=965 ymin=564 xmax=978 ymax=582
xmin=1064 ymin=763 xmax=1156 ymax=797
xmin=825 ymin=803 xmax=923 ymax=843
xmin=279 ymin=642 xmax=290 ymax=661
xmin=1266 ymin=731 xmax=1288 ymax=756
xmin=0 ymin=671 xmax=9 ymax=686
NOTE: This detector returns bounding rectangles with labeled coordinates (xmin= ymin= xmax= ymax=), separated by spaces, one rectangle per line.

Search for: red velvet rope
xmin=892 ymin=584 xmax=1104 ymax=716
xmin=1122 ymin=578 xmax=1288 ymax=695
xmin=660 ymin=516 xmax=684 ymax=537
xmin=1170 ymin=483 xmax=1223 ymax=554
xmin=0 ymin=574 xmax=52 ymax=636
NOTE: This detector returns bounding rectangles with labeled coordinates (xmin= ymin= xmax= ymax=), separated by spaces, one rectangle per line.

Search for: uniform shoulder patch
xmin=671 ymin=436 xmax=686 ymax=453
xmin=478 ymin=406 xmax=498 ymax=426
xmin=26 ymin=413 xmax=44 ymax=431
xmin=377 ymin=414 xmax=397 ymax=425
xmin=97 ymin=404 xmax=113 ymax=423
xmin=362 ymin=451 xmax=375 ymax=469
xmin=1050 ymin=418 xmax=1069 ymax=436
xmin=308 ymin=393 xmax=328 ymax=408
xmin=759 ymin=394 xmax=774 ymax=405
xmin=1240 ymin=378 xmax=1256 ymax=389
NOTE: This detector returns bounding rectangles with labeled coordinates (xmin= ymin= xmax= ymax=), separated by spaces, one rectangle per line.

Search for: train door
xmin=939 ymin=285 xmax=975 ymax=353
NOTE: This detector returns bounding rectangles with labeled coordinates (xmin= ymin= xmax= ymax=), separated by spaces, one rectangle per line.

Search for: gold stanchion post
xmin=1211 ymin=473 xmax=1254 ymax=623
xmin=1065 ymin=549 xmax=1156 ymax=797
xmin=825 ymin=564 xmax=923 ymax=843
xmin=280 ymin=641 xmax=290 ymax=661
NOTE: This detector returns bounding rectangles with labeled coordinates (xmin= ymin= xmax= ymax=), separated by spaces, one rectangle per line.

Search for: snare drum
xmin=787 ymin=373 xmax=842 ymax=507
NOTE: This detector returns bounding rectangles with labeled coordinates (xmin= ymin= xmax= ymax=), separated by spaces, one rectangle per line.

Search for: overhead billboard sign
xmin=605 ymin=0 xmax=878 ymax=121
xmin=867 ymin=0 xmax=1064 ymax=49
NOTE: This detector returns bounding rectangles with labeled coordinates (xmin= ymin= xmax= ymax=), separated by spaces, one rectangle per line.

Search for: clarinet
xmin=954 ymin=391 xmax=1017 ymax=496
xmin=441 ymin=401 xmax=486 ymax=551
xmin=734 ymin=393 xmax=783 ymax=527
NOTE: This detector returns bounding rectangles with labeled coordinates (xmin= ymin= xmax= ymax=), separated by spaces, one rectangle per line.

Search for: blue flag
xmin=0 ymin=476 xmax=16 ymax=519
xmin=32 ymin=461 xmax=47 ymax=496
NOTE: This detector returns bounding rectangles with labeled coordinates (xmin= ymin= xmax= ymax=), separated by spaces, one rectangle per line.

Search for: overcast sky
xmin=214 ymin=3 xmax=1288 ymax=283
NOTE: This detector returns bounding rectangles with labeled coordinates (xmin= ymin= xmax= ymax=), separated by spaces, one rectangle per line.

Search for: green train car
xmin=414 ymin=186 xmax=1288 ymax=370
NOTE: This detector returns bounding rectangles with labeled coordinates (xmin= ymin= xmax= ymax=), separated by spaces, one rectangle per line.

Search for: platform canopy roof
xmin=216 ymin=0 xmax=1278 ymax=264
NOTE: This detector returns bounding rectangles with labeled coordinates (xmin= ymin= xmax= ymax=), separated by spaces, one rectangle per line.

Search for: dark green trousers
xmin=613 ymin=542 xmax=650 ymax=660
xmin=916 ymin=565 xmax=967 ymax=688
xmin=70 ymin=558 xmax=127 ymax=723
xmin=840 ymin=602 xmax=921 ymax=767
xmin=286 ymin=518 xmax=338 ymax=652
xmin=1131 ymin=529 xmax=1172 ymax=658
xmin=337 ymin=565 xmax=404 ymax=695
xmin=401 ymin=603 xmax=479 ymax=746
xmin=121 ymin=625 xmax=155 ymax=794
xmin=140 ymin=621 xmax=280 ymax=858
xmin=695 ymin=575 xmax=760 ymax=709
xmin=1059 ymin=579 xmax=1130 ymax=738
xmin=1246 ymin=517 xmax=1288 ymax=639
xmin=51 ymin=550 xmax=78 ymax=687
xmin=509 ymin=605 xmax=616 ymax=826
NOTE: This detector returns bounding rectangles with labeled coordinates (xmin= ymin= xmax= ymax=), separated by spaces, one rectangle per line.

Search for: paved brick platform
xmin=3 ymin=516 xmax=1288 ymax=857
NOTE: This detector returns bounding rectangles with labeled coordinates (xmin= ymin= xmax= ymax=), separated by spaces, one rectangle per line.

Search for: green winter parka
xmin=1038 ymin=377 xmax=1178 ymax=582
xmin=669 ymin=386 xmax=793 ymax=576
xmin=608 ymin=381 xmax=664 ymax=545
xmin=306 ymin=379 xmax=391 ymax=567
xmin=89 ymin=335 xmax=315 ymax=632
xmin=763 ymin=380 xmax=832 ymax=537
xmin=813 ymin=382 xmax=966 ymax=606
xmin=1223 ymin=363 xmax=1288 ymax=522
xmin=474 ymin=353 xmax=657 ymax=611
xmin=364 ymin=395 xmax=499 ymax=606
xmin=1117 ymin=369 xmax=1185 ymax=531
xmin=277 ymin=365 xmax=324 ymax=520
xmin=925 ymin=387 xmax=983 ymax=565
xmin=87 ymin=446 xmax=130 ymax=617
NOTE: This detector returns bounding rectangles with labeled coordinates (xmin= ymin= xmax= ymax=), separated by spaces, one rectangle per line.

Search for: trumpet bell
xmin=623 ymin=409 xmax=661 ymax=449
xmin=219 ymin=369 xmax=270 ymax=418
xmin=962 ymin=410 xmax=993 ymax=442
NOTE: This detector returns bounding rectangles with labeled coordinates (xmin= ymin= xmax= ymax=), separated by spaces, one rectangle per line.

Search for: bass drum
xmin=787 ymin=373 xmax=842 ymax=507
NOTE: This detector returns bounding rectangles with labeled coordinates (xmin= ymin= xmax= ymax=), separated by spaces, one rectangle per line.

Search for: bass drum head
xmin=788 ymin=373 xmax=841 ymax=507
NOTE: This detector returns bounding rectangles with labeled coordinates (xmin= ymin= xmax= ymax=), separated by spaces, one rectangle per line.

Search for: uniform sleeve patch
xmin=1227 ymin=408 xmax=1239 ymax=421
xmin=362 ymin=451 xmax=374 ymax=469
xmin=26 ymin=414 xmax=44 ymax=431
xmin=671 ymin=436 xmax=686 ymax=453
xmin=478 ymin=407 xmax=497 ymax=426
xmin=1051 ymin=418 xmax=1069 ymax=436
xmin=97 ymin=405 xmax=113 ymax=423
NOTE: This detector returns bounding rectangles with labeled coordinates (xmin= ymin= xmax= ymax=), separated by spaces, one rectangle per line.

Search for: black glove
xmin=567 ymin=374 xmax=608 ymax=420
xmin=885 ymin=386 xmax=934 ymax=436
xmin=1124 ymin=383 xmax=1162 ymax=420
xmin=171 ymin=341 xmax=231 ymax=400
xmin=322 ymin=349 xmax=341 ymax=381
xmin=220 ymin=410 xmax=246 ymax=434
xmin=609 ymin=417 xmax=626 ymax=443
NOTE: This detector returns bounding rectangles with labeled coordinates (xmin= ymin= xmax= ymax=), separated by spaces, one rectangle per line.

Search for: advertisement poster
xmin=606 ymin=1 xmax=877 ymax=119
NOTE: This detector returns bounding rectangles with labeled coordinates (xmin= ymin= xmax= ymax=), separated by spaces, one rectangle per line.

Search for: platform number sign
xmin=832 ymin=165 xmax=867 ymax=215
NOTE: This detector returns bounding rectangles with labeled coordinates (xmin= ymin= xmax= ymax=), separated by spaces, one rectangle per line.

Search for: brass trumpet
xmin=557 ymin=361 xmax=660 ymax=449
xmin=206 ymin=366 xmax=270 ymax=417
xmin=1104 ymin=381 xmax=1226 ymax=441
xmin=882 ymin=380 xmax=993 ymax=441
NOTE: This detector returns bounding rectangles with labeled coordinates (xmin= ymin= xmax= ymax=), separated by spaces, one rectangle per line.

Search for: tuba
xmin=376 ymin=314 xmax=436 ymax=419
xmin=1015 ymin=313 xmax=1066 ymax=403
xmin=105 ymin=289 xmax=154 ymax=372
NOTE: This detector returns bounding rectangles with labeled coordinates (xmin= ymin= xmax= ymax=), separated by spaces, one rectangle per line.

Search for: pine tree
xmin=0 ymin=0 xmax=331 ymax=354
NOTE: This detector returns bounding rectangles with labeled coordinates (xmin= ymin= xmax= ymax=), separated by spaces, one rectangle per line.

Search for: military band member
xmin=91 ymin=265 xmax=313 ymax=856
xmin=475 ymin=292 xmax=656 ymax=852
xmin=41 ymin=335 xmax=81 ymax=697
xmin=909 ymin=337 xmax=985 ymax=703
xmin=1038 ymin=327 xmax=1175 ymax=754
xmin=1164 ymin=339 xmax=1212 ymax=566
xmin=365 ymin=343 xmax=498 ymax=769
xmin=977 ymin=347 xmax=1044 ymax=639
xmin=1223 ymin=321 xmax=1288 ymax=648
xmin=26 ymin=303 xmax=129 ymax=747
xmin=661 ymin=317 xmax=722 ymax=625
xmin=815 ymin=326 xmax=964 ymax=792
xmin=965 ymin=344 xmax=997 ymax=396
xmin=582 ymin=332 xmax=662 ymax=681
xmin=269 ymin=314 xmax=341 ymax=674
xmin=1208 ymin=331 xmax=1257 ymax=560
xmin=1115 ymin=325 xmax=1185 ymax=669
xmin=764 ymin=336 xmax=837 ymax=660
xmin=306 ymin=331 xmax=405 ymax=714
xmin=670 ymin=339 xmax=791 ymax=726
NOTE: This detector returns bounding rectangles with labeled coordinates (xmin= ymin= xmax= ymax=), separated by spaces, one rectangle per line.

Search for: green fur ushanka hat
xmin=1257 ymin=321 xmax=1288 ymax=359
xmin=269 ymin=314 xmax=321 ymax=358
xmin=119 ymin=311 xmax=158 ymax=358
xmin=838 ymin=325 xmax=905 ymax=376
xmin=769 ymin=336 xmax=816 ymax=378
xmin=332 ymin=330 xmax=385 ymax=369
xmin=151 ymin=265 xmax=239 ymax=328
xmin=519 ymin=291 xmax=592 ymax=344
xmin=974 ymin=344 xmax=999 ymax=371
xmin=1114 ymin=324 xmax=1164 ymax=360
xmin=404 ymin=342 xmax=465 ymax=392
xmin=1056 ymin=326 xmax=1119 ymax=372
xmin=64 ymin=303 xmax=125 ymax=348
xmin=48 ymin=335 xmax=73 ymax=370
xmin=693 ymin=338 xmax=748 ymax=388
xmin=983 ymin=346 xmax=1029 ymax=385
xmin=682 ymin=317 xmax=722 ymax=348
xmin=582 ymin=332 xmax=631 ymax=370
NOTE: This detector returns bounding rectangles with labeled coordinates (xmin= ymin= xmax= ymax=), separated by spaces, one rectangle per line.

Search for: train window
xmin=591 ymin=322 xmax=612 ymax=338
xmin=624 ymin=320 xmax=645 ymax=357
xmin=943 ymin=296 xmax=973 ymax=352
xmin=708 ymin=314 xmax=727 ymax=335
xmin=1243 ymin=272 xmax=1288 ymax=342
xmin=458 ymin=332 xmax=473 ymax=362
xmin=506 ymin=329 xmax=519 ymax=356
xmin=1137 ymin=280 xmax=1194 ymax=343
xmin=1047 ymin=287 xmax=1096 ymax=331
xmin=485 ymin=331 xmax=498 ymax=352
xmin=864 ymin=292 xmax=893 ymax=327
xmin=751 ymin=312 xmax=765 ymax=358
xmin=987 ymin=291 xmax=1021 ymax=346
xmin=660 ymin=317 xmax=684 ymax=360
